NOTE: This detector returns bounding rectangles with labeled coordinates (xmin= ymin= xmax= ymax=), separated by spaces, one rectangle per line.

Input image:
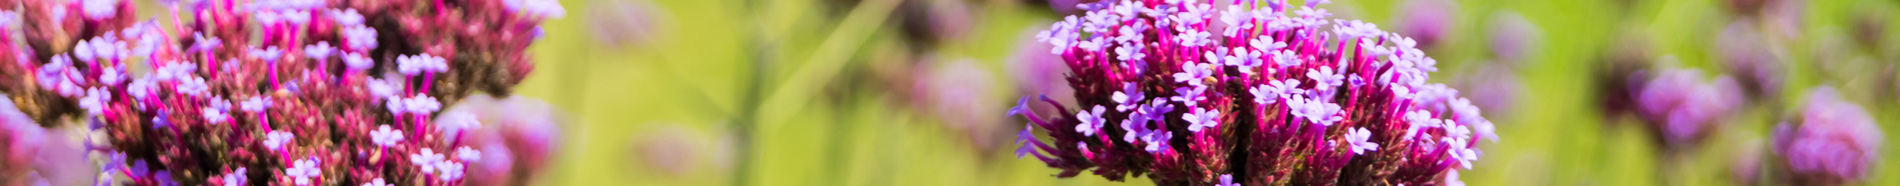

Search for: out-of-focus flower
xmin=588 ymin=0 xmax=664 ymax=49
xmin=1488 ymin=12 xmax=1541 ymax=64
xmin=911 ymin=59 xmax=1008 ymax=151
xmin=1634 ymin=66 xmax=1743 ymax=148
xmin=1006 ymin=0 xmax=1496 ymax=184
xmin=898 ymin=0 xmax=974 ymax=49
xmin=0 ymin=94 xmax=45 ymax=185
xmin=1396 ymin=0 xmax=1454 ymax=48
xmin=444 ymin=95 xmax=564 ymax=186
xmin=1770 ymin=87 xmax=1882 ymax=185
xmin=1715 ymin=20 xmax=1782 ymax=101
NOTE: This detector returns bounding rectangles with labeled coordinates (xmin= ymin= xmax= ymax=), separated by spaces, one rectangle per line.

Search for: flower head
xmin=1075 ymin=105 xmax=1107 ymax=137
xmin=411 ymin=148 xmax=446 ymax=174
xmin=286 ymin=158 xmax=320 ymax=185
xmin=370 ymin=125 xmax=404 ymax=147
xmin=1005 ymin=0 xmax=1494 ymax=184
xmin=1345 ymin=127 xmax=1379 ymax=155
xmin=265 ymin=131 xmax=293 ymax=150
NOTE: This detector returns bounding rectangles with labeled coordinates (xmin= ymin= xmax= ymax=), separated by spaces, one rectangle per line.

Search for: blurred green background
xmin=515 ymin=0 xmax=1900 ymax=185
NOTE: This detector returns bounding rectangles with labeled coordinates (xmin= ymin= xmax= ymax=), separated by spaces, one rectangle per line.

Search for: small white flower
xmin=285 ymin=158 xmax=320 ymax=185
xmin=265 ymin=131 xmax=293 ymax=150
xmin=410 ymin=148 xmax=445 ymax=174
xmin=370 ymin=125 xmax=403 ymax=147
xmin=360 ymin=178 xmax=390 ymax=186
xmin=456 ymin=146 xmax=481 ymax=162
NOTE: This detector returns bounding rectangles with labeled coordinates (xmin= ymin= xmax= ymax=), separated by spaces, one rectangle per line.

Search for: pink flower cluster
xmin=0 ymin=0 xmax=562 ymax=185
xmin=1009 ymin=0 xmax=1495 ymax=185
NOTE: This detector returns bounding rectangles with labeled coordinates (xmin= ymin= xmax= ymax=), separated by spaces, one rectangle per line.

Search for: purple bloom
xmin=411 ymin=148 xmax=446 ymax=174
xmin=1346 ymin=127 xmax=1378 ymax=155
xmin=331 ymin=9 xmax=364 ymax=26
xmin=1005 ymin=0 xmax=1493 ymax=184
xmin=456 ymin=146 xmax=482 ymax=162
xmin=1170 ymin=86 xmax=1207 ymax=107
xmin=436 ymin=161 xmax=465 ymax=181
xmin=202 ymin=107 xmax=228 ymax=124
xmin=1112 ymin=83 xmax=1145 ymax=111
xmin=265 ymin=131 xmax=293 ymax=150
xmin=1635 ymin=68 xmax=1742 ymax=147
xmin=370 ymin=125 xmax=403 ymax=147
xmin=342 ymin=52 xmax=373 ymax=71
xmin=342 ymin=26 xmax=378 ymax=52
xmin=360 ymin=178 xmax=388 ymax=186
xmin=252 ymin=46 xmax=283 ymax=62
xmin=79 ymin=88 xmax=110 ymax=116
xmin=1308 ymin=66 xmax=1344 ymax=92
xmin=224 ymin=168 xmax=248 ymax=186
xmin=1006 ymin=97 xmax=1030 ymax=117
xmin=286 ymin=158 xmax=319 ymax=185
xmin=405 ymin=94 xmax=442 ymax=114
xmin=82 ymin=0 xmax=117 ymax=20
xmin=1013 ymin=126 xmax=1045 ymax=159
xmin=1184 ymin=108 xmax=1219 ymax=132
xmin=1173 ymin=62 xmax=1213 ymax=86
xmin=1215 ymin=174 xmax=1239 ymax=186
xmin=241 ymin=96 xmax=272 ymax=113
xmin=1771 ymin=87 xmax=1883 ymax=184
xmin=507 ymin=0 xmax=569 ymax=19
xmin=1075 ymin=105 xmax=1107 ymax=137
xmin=398 ymin=54 xmax=449 ymax=75
xmin=305 ymin=42 xmax=334 ymax=60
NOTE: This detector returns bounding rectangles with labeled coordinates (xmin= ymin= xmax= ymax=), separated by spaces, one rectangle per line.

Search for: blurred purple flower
xmin=1771 ymin=87 xmax=1882 ymax=185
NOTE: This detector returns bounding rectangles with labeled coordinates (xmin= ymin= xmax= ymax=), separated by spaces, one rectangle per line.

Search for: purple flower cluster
xmin=1770 ymin=87 xmax=1883 ymax=185
xmin=0 ymin=0 xmax=563 ymax=185
xmin=1633 ymin=67 xmax=1743 ymax=148
xmin=1010 ymin=0 xmax=1496 ymax=185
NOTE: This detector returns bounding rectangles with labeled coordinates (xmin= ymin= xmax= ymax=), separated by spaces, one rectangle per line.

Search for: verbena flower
xmin=372 ymin=125 xmax=404 ymax=147
xmin=1634 ymin=67 xmax=1743 ymax=148
xmin=0 ymin=2 xmax=560 ymax=185
xmin=1007 ymin=0 xmax=1495 ymax=185
xmin=1770 ymin=87 xmax=1883 ymax=185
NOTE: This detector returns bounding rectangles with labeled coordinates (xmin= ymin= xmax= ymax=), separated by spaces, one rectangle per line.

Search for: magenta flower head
xmin=0 ymin=0 xmax=565 ymax=185
xmin=1770 ymin=87 xmax=1883 ymax=185
xmin=1008 ymin=0 xmax=1497 ymax=185
xmin=1634 ymin=66 xmax=1743 ymax=148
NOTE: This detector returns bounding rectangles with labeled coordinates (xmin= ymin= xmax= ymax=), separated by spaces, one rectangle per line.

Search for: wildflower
xmin=1346 ymin=127 xmax=1379 ymax=155
xmin=411 ymin=148 xmax=446 ymax=174
xmin=80 ymin=88 xmax=111 ymax=116
xmin=1770 ymin=87 xmax=1883 ymax=184
xmin=342 ymin=26 xmax=378 ymax=52
xmin=1007 ymin=0 xmax=1494 ymax=184
xmin=439 ymin=111 xmax=483 ymax=131
xmin=305 ymin=42 xmax=334 ymax=60
xmin=343 ymin=53 xmax=373 ymax=71
xmin=265 ymin=131 xmax=293 ymax=150
xmin=360 ymin=178 xmax=389 ymax=186
xmin=1075 ymin=105 xmax=1106 ymax=137
xmin=224 ymin=168 xmax=248 ymax=186
xmin=456 ymin=146 xmax=482 ymax=162
xmin=1112 ymin=83 xmax=1145 ymax=111
xmin=1216 ymin=174 xmax=1239 ymax=186
xmin=82 ymin=0 xmax=118 ymax=20
xmin=331 ymin=9 xmax=364 ymax=26
xmin=371 ymin=125 xmax=403 ymax=147
xmin=1184 ymin=108 xmax=1219 ymax=132
xmin=436 ymin=161 xmax=465 ymax=181
xmin=202 ymin=107 xmax=228 ymax=124
xmin=286 ymin=158 xmax=320 ymax=185
xmin=406 ymin=94 xmax=442 ymax=114
xmin=241 ymin=96 xmax=272 ymax=113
